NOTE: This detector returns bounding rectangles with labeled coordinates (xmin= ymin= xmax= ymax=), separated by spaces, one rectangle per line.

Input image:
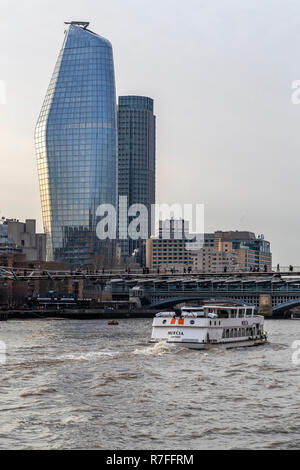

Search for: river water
xmin=0 ymin=319 xmax=299 ymax=449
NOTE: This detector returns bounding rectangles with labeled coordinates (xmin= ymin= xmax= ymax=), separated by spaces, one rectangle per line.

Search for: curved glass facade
xmin=35 ymin=24 xmax=117 ymax=266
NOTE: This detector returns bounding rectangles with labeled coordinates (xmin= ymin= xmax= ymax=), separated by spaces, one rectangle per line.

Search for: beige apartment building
xmin=146 ymin=237 xmax=194 ymax=271
xmin=146 ymin=219 xmax=194 ymax=270
xmin=193 ymin=246 xmax=240 ymax=272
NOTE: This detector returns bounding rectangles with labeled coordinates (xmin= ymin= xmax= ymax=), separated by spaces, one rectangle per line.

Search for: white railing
xmin=0 ymin=265 xmax=300 ymax=279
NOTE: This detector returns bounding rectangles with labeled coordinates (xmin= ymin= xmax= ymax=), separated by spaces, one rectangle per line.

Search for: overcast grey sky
xmin=1 ymin=0 xmax=300 ymax=265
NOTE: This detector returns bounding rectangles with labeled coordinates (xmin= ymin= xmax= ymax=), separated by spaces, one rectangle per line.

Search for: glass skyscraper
xmin=35 ymin=22 xmax=117 ymax=267
xmin=118 ymin=96 xmax=156 ymax=264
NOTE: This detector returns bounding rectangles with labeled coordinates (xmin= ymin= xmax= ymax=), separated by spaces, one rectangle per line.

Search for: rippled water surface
xmin=0 ymin=319 xmax=299 ymax=449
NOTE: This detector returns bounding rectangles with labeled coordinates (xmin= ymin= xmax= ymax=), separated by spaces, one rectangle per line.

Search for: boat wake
xmin=133 ymin=340 xmax=172 ymax=356
xmin=20 ymin=386 xmax=57 ymax=398
xmin=59 ymin=350 xmax=119 ymax=361
xmin=91 ymin=371 xmax=139 ymax=389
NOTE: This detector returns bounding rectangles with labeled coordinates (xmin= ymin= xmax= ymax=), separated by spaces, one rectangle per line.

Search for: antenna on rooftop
xmin=64 ymin=21 xmax=90 ymax=29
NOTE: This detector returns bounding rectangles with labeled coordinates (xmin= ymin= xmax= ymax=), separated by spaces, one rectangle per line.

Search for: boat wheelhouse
xmin=291 ymin=312 xmax=300 ymax=320
xmin=151 ymin=304 xmax=267 ymax=350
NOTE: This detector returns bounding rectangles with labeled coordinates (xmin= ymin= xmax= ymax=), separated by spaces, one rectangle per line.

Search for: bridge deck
xmin=1 ymin=266 xmax=300 ymax=282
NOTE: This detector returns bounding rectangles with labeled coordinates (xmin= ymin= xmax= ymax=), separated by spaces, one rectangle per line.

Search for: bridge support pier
xmin=258 ymin=294 xmax=272 ymax=317
xmin=129 ymin=297 xmax=142 ymax=309
xmin=67 ymin=279 xmax=83 ymax=298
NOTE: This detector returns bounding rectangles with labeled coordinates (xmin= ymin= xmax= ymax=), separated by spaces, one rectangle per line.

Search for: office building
xmin=118 ymin=96 xmax=156 ymax=265
xmin=35 ymin=22 xmax=117 ymax=267
xmin=146 ymin=225 xmax=272 ymax=272
xmin=193 ymin=231 xmax=272 ymax=272
xmin=146 ymin=219 xmax=194 ymax=271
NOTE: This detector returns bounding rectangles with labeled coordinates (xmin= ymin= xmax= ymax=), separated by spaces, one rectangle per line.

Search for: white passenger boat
xmin=291 ymin=313 xmax=300 ymax=320
xmin=151 ymin=304 xmax=268 ymax=350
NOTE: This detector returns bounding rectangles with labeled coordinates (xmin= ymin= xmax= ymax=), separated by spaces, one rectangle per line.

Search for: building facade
xmin=146 ymin=224 xmax=272 ymax=273
xmin=146 ymin=220 xmax=194 ymax=271
xmin=158 ymin=219 xmax=189 ymax=239
xmin=193 ymin=231 xmax=272 ymax=272
xmin=0 ymin=219 xmax=46 ymax=261
xmin=35 ymin=22 xmax=117 ymax=267
xmin=118 ymin=96 xmax=156 ymax=265
xmin=146 ymin=238 xmax=194 ymax=271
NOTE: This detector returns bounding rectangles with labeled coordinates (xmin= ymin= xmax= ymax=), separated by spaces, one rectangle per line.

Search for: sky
xmin=1 ymin=0 xmax=300 ymax=265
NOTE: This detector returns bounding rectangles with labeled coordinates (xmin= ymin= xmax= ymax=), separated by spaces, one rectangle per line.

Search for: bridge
xmin=2 ymin=266 xmax=300 ymax=315
xmin=142 ymin=296 xmax=248 ymax=310
xmin=1 ymin=265 xmax=300 ymax=281
xmin=140 ymin=295 xmax=300 ymax=316
xmin=106 ymin=275 xmax=300 ymax=316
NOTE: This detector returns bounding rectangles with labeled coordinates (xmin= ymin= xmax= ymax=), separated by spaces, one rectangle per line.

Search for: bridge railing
xmin=1 ymin=265 xmax=300 ymax=280
xmin=271 ymin=266 xmax=300 ymax=273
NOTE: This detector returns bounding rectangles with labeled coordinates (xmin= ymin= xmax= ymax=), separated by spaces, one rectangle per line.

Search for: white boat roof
xmin=204 ymin=304 xmax=254 ymax=309
xmin=181 ymin=306 xmax=204 ymax=310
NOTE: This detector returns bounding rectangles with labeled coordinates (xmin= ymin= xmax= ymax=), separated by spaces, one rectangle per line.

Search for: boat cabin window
xmin=217 ymin=310 xmax=229 ymax=318
xmin=229 ymin=309 xmax=237 ymax=318
xmin=205 ymin=306 xmax=253 ymax=319
xmin=181 ymin=308 xmax=204 ymax=318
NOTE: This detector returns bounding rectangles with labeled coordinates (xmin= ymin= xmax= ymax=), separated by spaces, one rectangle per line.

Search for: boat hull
xmin=150 ymin=337 xmax=268 ymax=350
